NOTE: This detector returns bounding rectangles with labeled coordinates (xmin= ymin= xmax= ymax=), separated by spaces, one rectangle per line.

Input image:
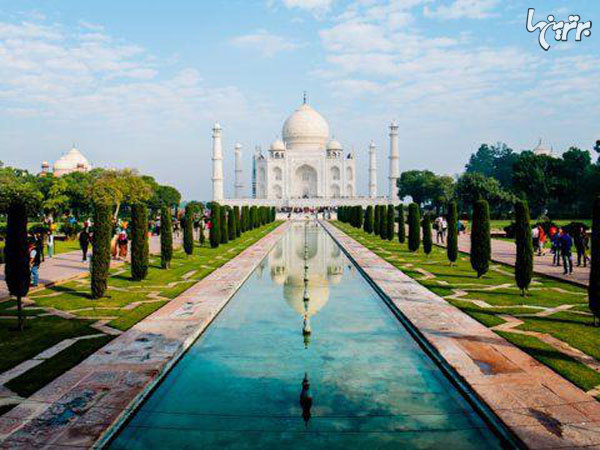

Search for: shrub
xmin=422 ymin=214 xmax=432 ymax=255
xmin=364 ymin=205 xmax=374 ymax=233
xmin=514 ymin=200 xmax=533 ymax=296
xmin=447 ymin=201 xmax=458 ymax=265
xmin=59 ymin=222 xmax=82 ymax=239
xmin=386 ymin=205 xmax=394 ymax=241
xmin=374 ymin=205 xmax=381 ymax=235
xmin=241 ymin=206 xmax=248 ymax=232
xmin=470 ymin=199 xmax=491 ymax=278
xmin=131 ymin=203 xmax=149 ymax=280
xmin=234 ymin=206 xmax=241 ymax=237
xmin=590 ymin=196 xmax=600 ymax=324
xmin=397 ymin=205 xmax=405 ymax=243
xmin=160 ymin=205 xmax=173 ymax=268
xmin=380 ymin=204 xmax=388 ymax=240
xmin=91 ymin=203 xmax=112 ymax=299
xmin=228 ymin=206 xmax=236 ymax=241
xmin=220 ymin=206 xmax=228 ymax=244
xmin=183 ymin=204 xmax=194 ymax=256
xmin=356 ymin=206 xmax=364 ymax=229
xmin=408 ymin=203 xmax=421 ymax=252
xmin=5 ymin=202 xmax=30 ymax=330
xmin=210 ymin=203 xmax=221 ymax=248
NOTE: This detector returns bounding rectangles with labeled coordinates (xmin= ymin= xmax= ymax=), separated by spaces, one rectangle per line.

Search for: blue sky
xmin=0 ymin=0 xmax=598 ymax=200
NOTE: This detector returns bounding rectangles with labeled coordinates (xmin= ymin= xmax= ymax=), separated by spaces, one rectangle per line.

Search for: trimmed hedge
xmin=470 ymin=199 xmax=491 ymax=278
xmin=447 ymin=201 xmax=458 ymax=265
xmin=210 ymin=203 xmax=221 ymax=248
xmin=408 ymin=203 xmax=420 ymax=252
xmin=422 ymin=214 xmax=432 ymax=255
xmin=514 ymin=200 xmax=533 ymax=295
xmin=91 ymin=203 xmax=112 ymax=299
xmin=131 ymin=203 xmax=149 ymax=280
xmin=160 ymin=205 xmax=173 ymax=268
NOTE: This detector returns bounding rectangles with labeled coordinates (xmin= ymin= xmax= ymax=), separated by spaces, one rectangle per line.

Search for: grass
xmin=54 ymin=238 xmax=81 ymax=255
xmin=0 ymin=221 xmax=281 ymax=398
xmin=333 ymin=221 xmax=598 ymax=393
xmin=490 ymin=219 xmax=592 ymax=232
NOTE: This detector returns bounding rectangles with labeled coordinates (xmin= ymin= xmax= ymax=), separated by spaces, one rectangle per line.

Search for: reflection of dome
xmin=282 ymin=103 xmax=330 ymax=150
xmin=283 ymin=275 xmax=329 ymax=317
xmin=327 ymin=265 xmax=344 ymax=285
xmin=270 ymin=265 xmax=286 ymax=285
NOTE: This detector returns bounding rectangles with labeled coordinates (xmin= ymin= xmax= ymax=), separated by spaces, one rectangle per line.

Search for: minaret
xmin=234 ymin=143 xmax=243 ymax=198
xmin=368 ymin=141 xmax=377 ymax=198
xmin=212 ymin=122 xmax=224 ymax=202
xmin=388 ymin=121 xmax=400 ymax=202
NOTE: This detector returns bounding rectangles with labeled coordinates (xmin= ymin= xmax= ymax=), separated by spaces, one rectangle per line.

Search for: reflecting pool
xmin=109 ymin=222 xmax=506 ymax=449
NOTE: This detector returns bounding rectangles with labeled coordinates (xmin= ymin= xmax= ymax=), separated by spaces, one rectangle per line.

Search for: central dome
xmin=282 ymin=103 xmax=330 ymax=150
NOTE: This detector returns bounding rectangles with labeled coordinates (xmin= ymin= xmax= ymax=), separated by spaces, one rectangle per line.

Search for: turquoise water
xmin=109 ymin=222 xmax=505 ymax=449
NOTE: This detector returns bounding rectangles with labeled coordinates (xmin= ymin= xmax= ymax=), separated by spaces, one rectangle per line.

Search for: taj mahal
xmin=211 ymin=96 xmax=400 ymax=207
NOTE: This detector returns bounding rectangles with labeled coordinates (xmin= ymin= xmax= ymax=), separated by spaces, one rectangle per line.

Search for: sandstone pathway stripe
xmin=0 ymin=222 xmax=288 ymax=449
xmin=323 ymin=220 xmax=600 ymax=449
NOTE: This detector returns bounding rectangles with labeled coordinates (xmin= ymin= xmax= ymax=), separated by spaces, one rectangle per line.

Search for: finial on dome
xmin=303 ymin=91 xmax=308 ymax=104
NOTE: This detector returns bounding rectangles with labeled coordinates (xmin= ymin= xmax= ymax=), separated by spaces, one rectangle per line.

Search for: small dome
xmin=327 ymin=139 xmax=342 ymax=151
xmin=53 ymin=147 xmax=91 ymax=172
xmin=41 ymin=161 xmax=49 ymax=167
xmin=533 ymin=139 xmax=553 ymax=156
xmin=270 ymin=139 xmax=285 ymax=151
xmin=282 ymin=103 xmax=330 ymax=150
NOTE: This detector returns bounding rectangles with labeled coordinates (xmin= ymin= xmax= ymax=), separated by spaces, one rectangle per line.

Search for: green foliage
xmin=408 ymin=203 xmax=421 ymax=252
xmin=386 ymin=205 xmax=394 ymax=241
xmin=234 ymin=206 xmax=241 ymax=237
xmin=470 ymin=199 xmax=491 ymax=277
xmin=183 ymin=204 xmax=194 ymax=256
xmin=160 ymin=205 xmax=173 ymax=268
xmin=59 ymin=222 xmax=82 ymax=239
xmin=380 ymin=204 xmax=388 ymax=240
xmin=465 ymin=143 xmax=517 ymax=191
xmin=228 ymin=206 xmax=236 ymax=241
xmin=447 ymin=201 xmax=458 ymax=264
xmin=397 ymin=204 xmax=405 ymax=243
xmin=131 ymin=203 xmax=149 ymax=280
xmin=220 ymin=206 xmax=228 ymax=244
xmin=356 ymin=206 xmax=364 ymax=229
xmin=364 ymin=205 xmax=374 ymax=233
xmin=250 ymin=206 xmax=258 ymax=230
xmin=398 ymin=170 xmax=454 ymax=211
xmin=210 ymin=203 xmax=221 ymax=248
xmin=91 ymin=203 xmax=112 ymax=299
xmin=590 ymin=196 xmax=600 ymax=320
xmin=514 ymin=200 xmax=533 ymax=294
xmin=422 ymin=214 xmax=432 ymax=255
xmin=240 ymin=206 xmax=247 ymax=232
xmin=455 ymin=172 xmax=514 ymax=216
xmin=0 ymin=169 xmax=42 ymax=215
xmin=374 ymin=205 xmax=381 ymax=235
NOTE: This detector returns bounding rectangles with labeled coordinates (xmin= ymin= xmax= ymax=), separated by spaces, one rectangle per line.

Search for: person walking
xmin=79 ymin=228 xmax=90 ymax=262
xmin=29 ymin=241 xmax=41 ymax=287
xmin=434 ymin=216 xmax=443 ymax=243
xmin=538 ymin=225 xmax=546 ymax=256
xmin=574 ymin=225 xmax=590 ymax=267
xmin=551 ymin=230 xmax=562 ymax=266
xmin=117 ymin=230 xmax=129 ymax=260
xmin=47 ymin=232 xmax=54 ymax=258
xmin=531 ymin=225 xmax=540 ymax=255
xmin=559 ymin=227 xmax=573 ymax=275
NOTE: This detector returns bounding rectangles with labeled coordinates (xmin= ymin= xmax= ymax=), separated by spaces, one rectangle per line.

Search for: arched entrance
xmin=294 ymin=164 xmax=318 ymax=198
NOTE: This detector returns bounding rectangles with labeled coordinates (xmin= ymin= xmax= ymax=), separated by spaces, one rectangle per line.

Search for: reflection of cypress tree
xmin=397 ymin=205 xmax=405 ymax=243
xmin=364 ymin=206 xmax=374 ymax=233
xmin=514 ymin=200 xmax=533 ymax=296
xmin=183 ymin=204 xmax=194 ymax=256
xmin=408 ymin=203 xmax=420 ymax=252
xmin=447 ymin=201 xmax=458 ymax=265
xmin=589 ymin=196 xmax=600 ymax=325
xmin=470 ymin=199 xmax=491 ymax=278
xmin=91 ymin=203 xmax=112 ymax=299
xmin=131 ymin=203 xmax=149 ymax=279
xmin=234 ymin=206 xmax=241 ymax=237
xmin=374 ymin=205 xmax=381 ymax=235
xmin=220 ymin=206 xmax=228 ymax=243
xmin=386 ymin=205 xmax=394 ymax=241
xmin=5 ymin=202 xmax=30 ymax=330
xmin=210 ymin=203 xmax=220 ymax=248
xmin=422 ymin=214 xmax=432 ymax=256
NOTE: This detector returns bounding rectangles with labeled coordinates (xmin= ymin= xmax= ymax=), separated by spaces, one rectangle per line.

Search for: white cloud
xmin=424 ymin=0 xmax=499 ymax=20
xmin=230 ymin=29 xmax=302 ymax=57
xmin=280 ymin=0 xmax=334 ymax=14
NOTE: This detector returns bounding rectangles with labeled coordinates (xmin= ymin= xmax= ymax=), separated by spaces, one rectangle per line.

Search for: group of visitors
xmin=549 ymin=225 xmax=589 ymax=275
xmin=434 ymin=216 xmax=448 ymax=243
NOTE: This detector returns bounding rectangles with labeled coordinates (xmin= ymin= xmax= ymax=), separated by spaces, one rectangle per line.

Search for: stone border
xmin=0 ymin=222 xmax=289 ymax=449
xmin=322 ymin=221 xmax=600 ymax=450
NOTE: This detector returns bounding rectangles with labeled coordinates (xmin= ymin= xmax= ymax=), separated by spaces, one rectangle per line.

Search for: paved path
xmin=323 ymin=221 xmax=600 ymax=449
xmin=0 ymin=223 xmax=288 ymax=449
xmin=0 ymin=235 xmax=182 ymax=300
xmin=438 ymin=233 xmax=590 ymax=287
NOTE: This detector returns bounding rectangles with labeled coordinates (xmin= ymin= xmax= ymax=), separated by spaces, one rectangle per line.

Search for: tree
xmin=374 ymin=205 xmax=381 ymax=235
xmin=397 ymin=205 xmax=405 ymax=243
xmin=512 ymin=152 xmax=555 ymax=217
xmin=447 ymin=201 xmax=458 ymax=265
xmin=250 ymin=206 xmax=257 ymax=230
xmin=422 ymin=214 xmax=432 ymax=256
xmin=160 ymin=205 xmax=173 ymax=268
xmin=241 ymin=206 xmax=248 ymax=232
xmin=131 ymin=203 xmax=149 ymax=280
xmin=470 ymin=199 xmax=491 ymax=278
xmin=455 ymin=172 xmax=513 ymax=216
xmin=91 ymin=169 xmax=152 ymax=220
xmin=364 ymin=205 xmax=374 ymax=233
xmin=234 ymin=206 xmax=241 ymax=237
xmin=91 ymin=203 xmax=112 ymax=299
xmin=220 ymin=206 xmax=228 ymax=244
xmin=380 ymin=204 xmax=388 ymax=240
xmin=590 ymin=196 xmax=600 ymax=325
xmin=4 ymin=203 xmax=30 ymax=330
xmin=183 ymin=204 xmax=194 ymax=256
xmin=514 ymin=200 xmax=533 ymax=296
xmin=228 ymin=206 xmax=236 ymax=241
xmin=465 ymin=143 xmax=518 ymax=191
xmin=386 ymin=205 xmax=394 ymax=241
xmin=408 ymin=203 xmax=421 ymax=252
xmin=398 ymin=170 xmax=455 ymax=211
xmin=356 ymin=206 xmax=364 ymax=229
xmin=210 ymin=203 xmax=221 ymax=248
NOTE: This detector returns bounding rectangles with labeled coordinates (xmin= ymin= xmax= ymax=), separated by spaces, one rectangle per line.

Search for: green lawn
xmin=490 ymin=219 xmax=592 ymax=232
xmin=333 ymin=221 xmax=600 ymax=393
xmin=54 ymin=238 xmax=81 ymax=255
xmin=0 ymin=221 xmax=281 ymax=399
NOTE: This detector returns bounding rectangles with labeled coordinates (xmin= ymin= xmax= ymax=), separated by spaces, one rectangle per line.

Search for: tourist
xmin=79 ymin=228 xmax=90 ymax=262
xmin=531 ymin=225 xmax=540 ymax=255
xmin=441 ymin=217 xmax=448 ymax=242
xmin=155 ymin=217 xmax=161 ymax=236
xmin=434 ymin=216 xmax=443 ymax=243
xmin=35 ymin=232 xmax=45 ymax=263
xmin=551 ymin=231 xmax=562 ymax=266
xmin=29 ymin=241 xmax=41 ymax=287
xmin=117 ymin=230 xmax=129 ymax=260
xmin=47 ymin=232 xmax=54 ymax=259
xmin=559 ymin=228 xmax=573 ymax=275
xmin=574 ymin=225 xmax=590 ymax=267
xmin=538 ymin=225 xmax=546 ymax=256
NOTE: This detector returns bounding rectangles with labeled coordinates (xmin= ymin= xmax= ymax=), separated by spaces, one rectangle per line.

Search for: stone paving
xmin=0 ymin=222 xmax=288 ymax=449
xmin=322 ymin=220 xmax=600 ymax=449
xmin=0 ymin=235 xmax=182 ymax=300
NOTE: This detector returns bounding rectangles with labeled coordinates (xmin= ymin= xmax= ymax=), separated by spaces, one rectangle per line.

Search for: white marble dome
xmin=53 ymin=147 xmax=92 ymax=176
xmin=282 ymin=103 xmax=330 ymax=150
xmin=270 ymin=139 xmax=285 ymax=151
xmin=327 ymin=139 xmax=342 ymax=151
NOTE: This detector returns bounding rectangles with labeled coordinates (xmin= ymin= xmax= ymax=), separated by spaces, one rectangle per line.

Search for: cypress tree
xmin=364 ymin=205 xmax=374 ymax=233
xmin=220 ymin=206 xmax=228 ymax=243
xmin=5 ymin=202 xmax=30 ymax=330
xmin=386 ymin=205 xmax=394 ymax=241
xmin=356 ymin=206 xmax=363 ymax=228
xmin=199 ymin=222 xmax=205 ymax=246
xmin=131 ymin=203 xmax=149 ymax=280
xmin=408 ymin=203 xmax=421 ymax=252
xmin=271 ymin=207 xmax=276 ymax=222
xmin=380 ymin=205 xmax=388 ymax=240
xmin=210 ymin=203 xmax=221 ymax=248
xmin=447 ymin=201 xmax=458 ymax=265
xmin=228 ymin=206 xmax=236 ymax=241
xmin=241 ymin=206 xmax=248 ymax=232
xmin=374 ymin=205 xmax=381 ymax=236
xmin=589 ymin=196 xmax=600 ymax=325
xmin=514 ymin=200 xmax=533 ymax=296
xmin=182 ymin=204 xmax=194 ymax=256
xmin=91 ymin=203 xmax=112 ymax=299
xmin=397 ymin=204 xmax=405 ymax=243
xmin=422 ymin=214 xmax=432 ymax=256
xmin=234 ymin=206 xmax=241 ymax=237
xmin=470 ymin=199 xmax=491 ymax=278
xmin=250 ymin=206 xmax=257 ymax=229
